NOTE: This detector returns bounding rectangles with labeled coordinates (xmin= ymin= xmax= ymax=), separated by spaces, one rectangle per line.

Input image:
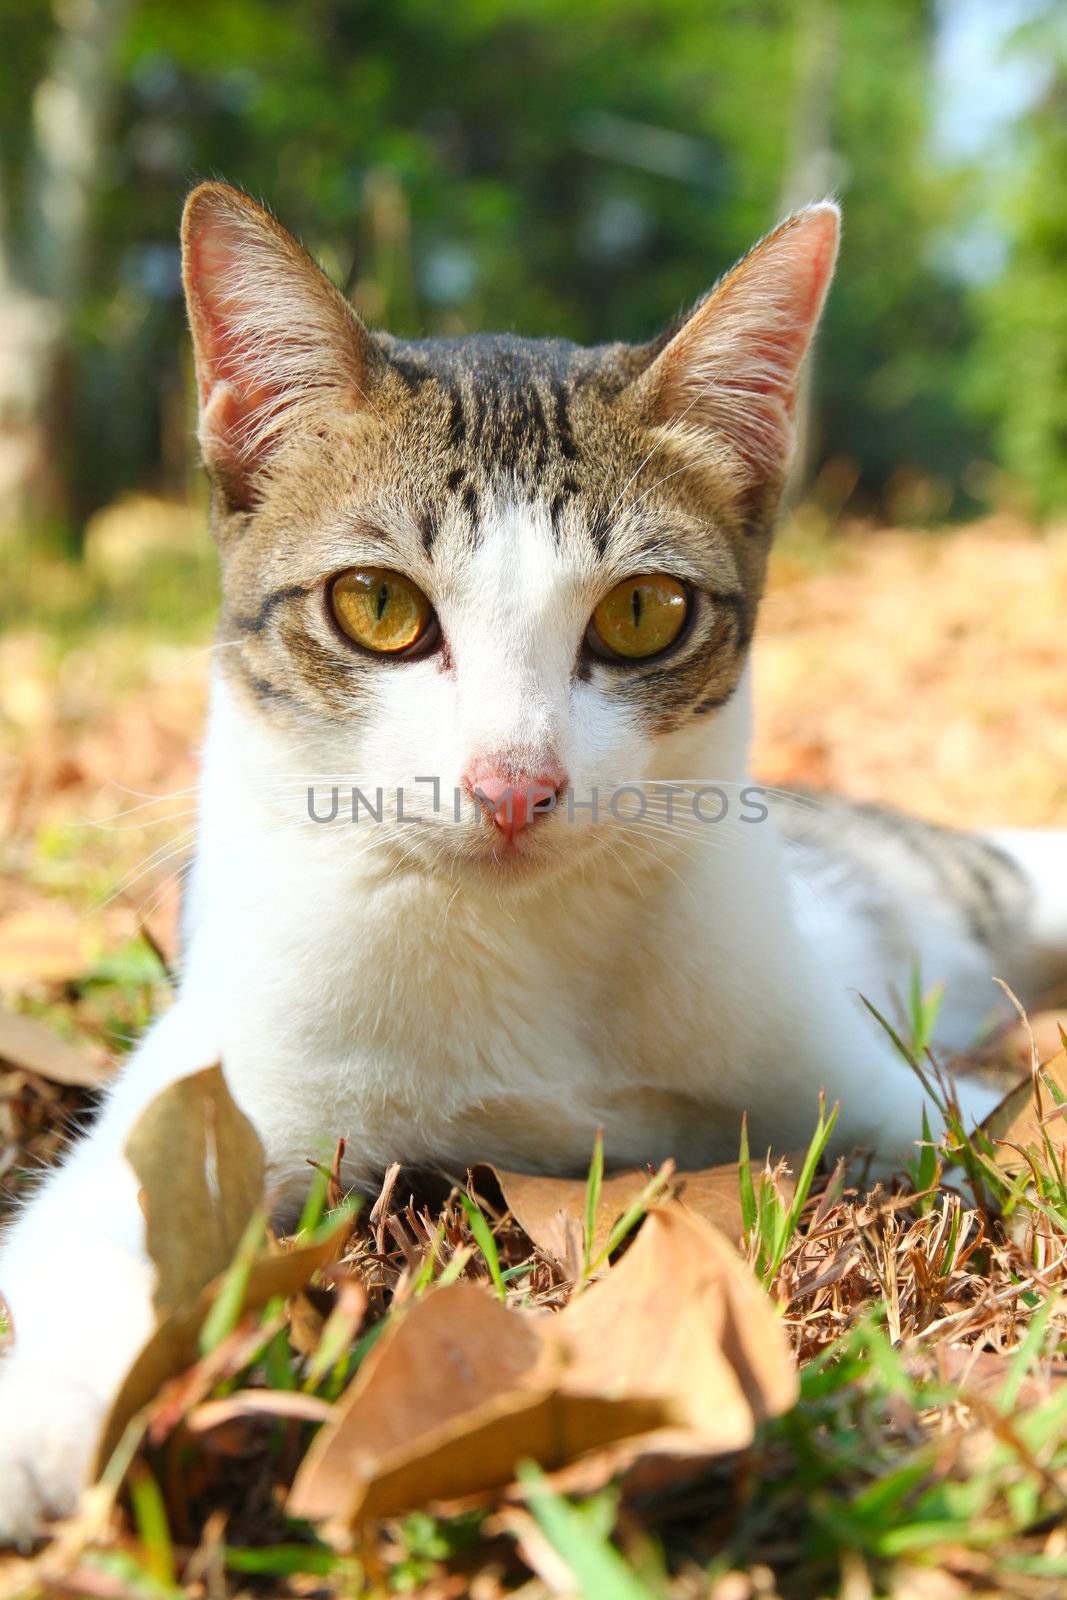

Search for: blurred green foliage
xmin=1 ymin=0 xmax=1064 ymax=529
xmin=969 ymin=13 xmax=1067 ymax=518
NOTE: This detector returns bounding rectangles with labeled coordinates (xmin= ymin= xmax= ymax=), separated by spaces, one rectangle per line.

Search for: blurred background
xmin=4 ymin=0 xmax=1067 ymax=533
xmin=0 ymin=0 xmax=1066 ymax=1044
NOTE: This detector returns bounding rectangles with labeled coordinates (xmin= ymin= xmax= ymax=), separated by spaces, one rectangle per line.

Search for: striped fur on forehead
xmin=371 ymin=330 xmax=665 ymax=545
xmin=184 ymin=184 xmax=837 ymax=735
xmin=211 ymin=325 xmax=763 ymax=730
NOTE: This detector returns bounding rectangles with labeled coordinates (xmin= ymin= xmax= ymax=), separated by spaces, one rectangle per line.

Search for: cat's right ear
xmin=633 ymin=203 xmax=840 ymax=515
xmin=181 ymin=183 xmax=380 ymax=511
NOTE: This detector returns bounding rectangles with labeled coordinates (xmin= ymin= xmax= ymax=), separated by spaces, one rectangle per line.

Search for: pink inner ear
xmin=760 ymin=216 xmax=839 ymax=402
xmin=181 ymin=182 xmax=374 ymax=509
xmin=653 ymin=205 xmax=839 ymax=485
xmin=187 ymin=218 xmax=270 ymax=415
xmin=791 ymin=213 xmax=839 ymax=325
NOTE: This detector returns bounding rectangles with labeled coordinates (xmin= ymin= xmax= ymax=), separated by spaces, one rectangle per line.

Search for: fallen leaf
xmin=670 ymin=1162 xmax=798 ymax=1246
xmin=124 ymin=1064 xmax=264 ymax=1319
xmin=93 ymin=1066 xmax=351 ymax=1474
xmin=288 ymin=1284 xmax=548 ymax=1526
xmin=967 ymin=1010 xmax=1067 ymax=1077
xmin=186 ymin=1389 xmax=334 ymax=1433
xmin=555 ymin=1205 xmax=798 ymax=1433
xmin=472 ymin=1157 xmax=796 ymax=1265
xmin=982 ymin=1048 xmax=1067 ymax=1167
xmin=470 ymin=1164 xmax=648 ymax=1268
xmin=289 ymin=1202 xmax=796 ymax=1533
xmin=0 ymin=1007 xmax=110 ymax=1089
xmin=93 ymin=1217 xmax=350 ymax=1475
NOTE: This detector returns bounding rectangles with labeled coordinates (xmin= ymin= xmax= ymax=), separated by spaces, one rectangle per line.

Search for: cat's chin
xmin=458 ymin=834 xmax=586 ymax=889
xmin=398 ymin=825 xmax=603 ymax=893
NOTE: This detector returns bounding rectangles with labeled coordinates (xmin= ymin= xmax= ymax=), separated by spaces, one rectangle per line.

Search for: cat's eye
xmin=330 ymin=568 xmax=436 ymax=656
xmin=586 ymin=575 xmax=690 ymax=661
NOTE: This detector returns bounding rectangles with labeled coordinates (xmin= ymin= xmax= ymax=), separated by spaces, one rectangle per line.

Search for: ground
xmin=1 ymin=505 xmax=1066 ymax=1599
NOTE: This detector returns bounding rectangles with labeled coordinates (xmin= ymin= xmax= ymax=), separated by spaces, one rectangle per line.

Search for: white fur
xmin=0 ymin=492 xmax=1021 ymax=1540
xmin=987 ymin=829 xmax=1067 ymax=990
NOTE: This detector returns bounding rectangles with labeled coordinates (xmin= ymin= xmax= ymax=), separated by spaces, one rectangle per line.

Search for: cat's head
xmin=182 ymin=182 xmax=837 ymax=884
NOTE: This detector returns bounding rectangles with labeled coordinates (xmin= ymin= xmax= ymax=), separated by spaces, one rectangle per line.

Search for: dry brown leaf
xmin=968 ymin=1010 xmax=1067 ymax=1077
xmin=470 ymin=1164 xmax=650 ymax=1267
xmin=555 ymin=1205 xmax=798 ymax=1434
xmin=473 ymin=1158 xmax=795 ymax=1264
xmin=0 ymin=1007 xmax=110 ymax=1088
xmin=0 ymin=905 xmax=95 ymax=987
xmin=186 ymin=1389 xmax=334 ymax=1433
xmin=93 ymin=1221 xmax=348 ymax=1474
xmin=124 ymin=1063 xmax=264 ymax=1319
xmin=669 ymin=1161 xmax=797 ymax=1245
xmin=94 ymin=1065 xmax=349 ymax=1474
xmin=983 ymin=1048 xmax=1067 ymax=1167
xmin=289 ymin=1283 xmax=548 ymax=1525
xmin=508 ymin=1205 xmax=802 ymax=1506
xmin=351 ymin=1388 xmax=672 ymax=1532
xmin=289 ymin=1202 xmax=796 ymax=1533
xmin=288 ymin=1289 xmax=328 ymax=1357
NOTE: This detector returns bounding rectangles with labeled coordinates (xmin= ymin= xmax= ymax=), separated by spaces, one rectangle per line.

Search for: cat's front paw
xmin=0 ymin=1360 xmax=105 ymax=1547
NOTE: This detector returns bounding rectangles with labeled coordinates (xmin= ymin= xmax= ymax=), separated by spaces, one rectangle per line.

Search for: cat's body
xmin=1 ymin=186 xmax=1064 ymax=1542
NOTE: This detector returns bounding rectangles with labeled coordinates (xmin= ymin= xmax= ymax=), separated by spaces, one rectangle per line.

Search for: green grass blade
xmin=861 ymin=994 xmax=943 ymax=1109
xmin=517 ymin=1464 xmax=658 ymax=1600
xmin=765 ymin=1097 xmax=838 ymax=1279
xmin=128 ymin=1462 xmax=177 ymax=1588
xmin=583 ymin=1128 xmax=605 ymax=1278
xmin=999 ymin=1291 xmax=1059 ymax=1415
xmin=437 ymin=1244 xmax=475 ymax=1287
xmin=225 ymin=1544 xmax=342 ymax=1577
xmin=738 ymin=1113 xmax=757 ymax=1238
xmin=296 ymin=1162 xmax=331 ymax=1238
xmin=587 ymin=1166 xmax=672 ymax=1278
xmin=459 ymin=1192 xmax=506 ymax=1300
xmin=264 ymin=1323 xmax=296 ymax=1391
xmin=198 ymin=1207 xmax=268 ymax=1357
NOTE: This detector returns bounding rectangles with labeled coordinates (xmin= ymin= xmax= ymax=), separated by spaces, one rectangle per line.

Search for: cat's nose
xmin=465 ymin=768 xmax=567 ymax=841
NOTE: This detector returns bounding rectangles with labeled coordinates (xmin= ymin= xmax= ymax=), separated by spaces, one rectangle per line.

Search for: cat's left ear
xmin=637 ymin=202 xmax=840 ymax=502
xmin=181 ymin=182 xmax=382 ymax=511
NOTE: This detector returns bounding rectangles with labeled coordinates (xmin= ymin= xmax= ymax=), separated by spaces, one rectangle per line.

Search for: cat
xmin=1 ymin=182 xmax=1065 ymax=1543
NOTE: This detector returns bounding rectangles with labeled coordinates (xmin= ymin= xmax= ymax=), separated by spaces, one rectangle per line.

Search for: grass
xmin=740 ymin=1095 xmax=839 ymax=1289
xmin=5 ymin=1001 xmax=1067 ymax=1600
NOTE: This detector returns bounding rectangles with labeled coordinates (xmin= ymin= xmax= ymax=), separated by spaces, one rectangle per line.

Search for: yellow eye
xmin=588 ymin=575 xmax=689 ymax=661
xmin=330 ymin=568 xmax=434 ymax=655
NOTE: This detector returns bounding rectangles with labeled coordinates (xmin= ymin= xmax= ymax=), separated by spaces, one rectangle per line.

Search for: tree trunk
xmin=0 ymin=0 xmax=129 ymax=535
xmin=780 ymin=0 xmax=838 ymax=501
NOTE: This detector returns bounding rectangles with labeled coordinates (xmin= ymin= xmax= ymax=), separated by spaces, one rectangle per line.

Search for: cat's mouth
xmin=409 ymin=809 xmax=595 ymax=885
xmin=470 ymin=822 xmax=570 ymax=873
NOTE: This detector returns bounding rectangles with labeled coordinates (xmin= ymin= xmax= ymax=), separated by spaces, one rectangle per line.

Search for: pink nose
xmin=466 ymin=769 xmax=566 ymax=841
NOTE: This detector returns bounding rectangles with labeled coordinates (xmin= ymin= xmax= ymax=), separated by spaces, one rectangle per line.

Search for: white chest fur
xmin=173 ymin=675 xmax=941 ymax=1205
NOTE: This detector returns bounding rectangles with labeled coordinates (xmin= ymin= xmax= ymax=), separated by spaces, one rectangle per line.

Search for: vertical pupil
xmin=631 ymin=586 xmax=642 ymax=630
xmin=376 ymin=582 xmax=389 ymax=622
